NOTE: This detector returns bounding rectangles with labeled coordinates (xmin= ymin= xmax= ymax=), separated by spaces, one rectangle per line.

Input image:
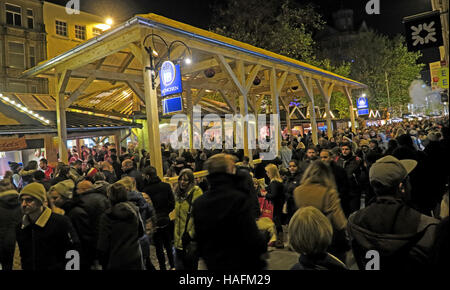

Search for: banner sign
xmin=430 ymin=61 xmax=442 ymax=91
xmin=403 ymin=11 xmax=443 ymax=51
xmin=356 ymin=97 xmax=369 ymax=115
xmin=159 ymin=61 xmax=182 ymax=97
xmin=163 ymin=96 xmax=183 ymax=115
xmin=438 ymin=67 xmax=449 ymax=89
xmin=0 ymin=137 xmax=27 ymax=151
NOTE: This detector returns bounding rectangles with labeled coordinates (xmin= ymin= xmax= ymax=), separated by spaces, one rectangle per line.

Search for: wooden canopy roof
xmin=21 ymin=13 xmax=366 ymax=118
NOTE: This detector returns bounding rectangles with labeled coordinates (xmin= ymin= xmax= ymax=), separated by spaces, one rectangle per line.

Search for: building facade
xmin=0 ymin=0 xmax=47 ymax=93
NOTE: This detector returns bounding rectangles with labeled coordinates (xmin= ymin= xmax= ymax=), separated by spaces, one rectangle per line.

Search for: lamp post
xmin=385 ymin=71 xmax=392 ymax=117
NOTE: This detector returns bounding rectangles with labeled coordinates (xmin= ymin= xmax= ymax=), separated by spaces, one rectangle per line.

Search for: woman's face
xmin=179 ymin=174 xmax=190 ymax=190
xmin=288 ymin=162 xmax=298 ymax=174
xmin=265 ymin=169 xmax=273 ymax=179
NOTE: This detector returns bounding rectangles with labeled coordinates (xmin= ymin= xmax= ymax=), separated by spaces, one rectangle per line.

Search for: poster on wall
xmin=0 ymin=137 xmax=27 ymax=151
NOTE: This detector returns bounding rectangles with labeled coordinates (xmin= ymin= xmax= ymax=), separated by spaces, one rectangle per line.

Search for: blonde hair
xmin=116 ymin=176 xmax=136 ymax=191
xmin=300 ymin=160 xmax=336 ymax=189
xmin=288 ymin=206 xmax=333 ymax=255
xmin=265 ymin=163 xmax=283 ymax=183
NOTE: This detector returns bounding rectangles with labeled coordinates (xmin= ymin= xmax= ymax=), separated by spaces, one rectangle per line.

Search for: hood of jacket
xmin=206 ymin=172 xmax=238 ymax=189
xmin=0 ymin=189 xmax=20 ymax=208
xmin=348 ymin=198 xmax=438 ymax=256
xmin=93 ymin=180 xmax=110 ymax=193
xmin=108 ymin=202 xmax=138 ymax=220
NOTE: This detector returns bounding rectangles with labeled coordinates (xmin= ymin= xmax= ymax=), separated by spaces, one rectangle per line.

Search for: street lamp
xmin=142 ymin=33 xmax=192 ymax=90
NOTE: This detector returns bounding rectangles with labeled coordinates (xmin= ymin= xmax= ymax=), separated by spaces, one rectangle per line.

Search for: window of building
xmin=6 ymin=3 xmax=22 ymax=26
xmin=55 ymin=20 xmax=67 ymax=37
xmin=30 ymin=85 xmax=37 ymax=94
xmin=75 ymin=25 xmax=86 ymax=40
xmin=29 ymin=46 xmax=35 ymax=67
xmin=92 ymin=27 xmax=102 ymax=36
xmin=27 ymin=9 xmax=33 ymax=29
xmin=8 ymin=42 xmax=24 ymax=68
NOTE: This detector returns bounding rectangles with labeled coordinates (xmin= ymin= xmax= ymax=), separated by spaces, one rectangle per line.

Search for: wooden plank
xmin=128 ymin=42 xmax=143 ymax=65
xmin=244 ymin=64 xmax=261 ymax=94
xmin=218 ymin=89 xmax=236 ymax=112
xmin=126 ymin=80 xmax=145 ymax=103
xmin=65 ymin=75 xmax=95 ymax=108
xmin=54 ymin=27 xmax=141 ymax=73
xmin=215 ymin=54 xmax=246 ymax=96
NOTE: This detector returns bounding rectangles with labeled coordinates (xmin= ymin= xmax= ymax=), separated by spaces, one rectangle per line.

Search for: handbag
xmin=181 ymin=192 xmax=198 ymax=264
xmin=258 ymin=197 xmax=274 ymax=220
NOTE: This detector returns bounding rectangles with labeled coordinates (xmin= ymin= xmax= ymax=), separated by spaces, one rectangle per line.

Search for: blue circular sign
xmin=161 ymin=61 xmax=177 ymax=87
xmin=357 ymin=97 xmax=368 ymax=109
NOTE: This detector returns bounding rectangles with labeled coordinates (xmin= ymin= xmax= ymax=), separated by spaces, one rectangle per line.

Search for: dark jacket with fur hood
xmin=97 ymin=201 xmax=145 ymax=270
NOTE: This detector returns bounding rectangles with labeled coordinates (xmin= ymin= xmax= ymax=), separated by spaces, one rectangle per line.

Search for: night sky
xmin=47 ymin=0 xmax=441 ymax=64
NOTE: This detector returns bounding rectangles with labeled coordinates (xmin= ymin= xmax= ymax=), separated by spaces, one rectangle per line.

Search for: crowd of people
xmin=0 ymin=116 xmax=448 ymax=270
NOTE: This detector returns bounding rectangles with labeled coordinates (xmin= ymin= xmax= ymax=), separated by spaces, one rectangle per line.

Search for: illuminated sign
xmin=357 ymin=97 xmax=369 ymax=115
xmin=163 ymin=96 xmax=183 ymax=115
xmin=160 ymin=61 xmax=182 ymax=97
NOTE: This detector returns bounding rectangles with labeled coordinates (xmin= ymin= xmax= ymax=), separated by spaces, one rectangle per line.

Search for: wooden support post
xmin=279 ymin=95 xmax=291 ymax=138
xmin=315 ymin=80 xmax=335 ymax=139
xmin=44 ymin=135 xmax=58 ymax=166
xmin=186 ymin=86 xmax=194 ymax=150
xmin=141 ymin=37 xmax=163 ymax=178
xmin=297 ymin=75 xmax=318 ymax=145
xmin=344 ymin=87 xmax=357 ymax=134
xmin=270 ymin=69 xmax=288 ymax=153
xmin=55 ymin=70 xmax=71 ymax=163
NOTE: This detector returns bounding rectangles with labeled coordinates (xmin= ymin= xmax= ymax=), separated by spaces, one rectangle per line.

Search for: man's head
xmin=320 ymin=149 xmax=332 ymax=163
xmin=73 ymin=160 xmax=82 ymax=169
xmin=39 ymin=158 xmax=48 ymax=170
xmin=306 ymin=147 xmax=317 ymax=159
xmin=76 ymin=180 xmax=93 ymax=195
xmin=369 ymin=155 xmax=417 ymax=196
xmin=121 ymin=159 xmax=134 ymax=172
xmin=281 ymin=141 xmax=288 ymax=147
xmin=340 ymin=143 xmax=352 ymax=157
xmin=205 ymin=153 xmax=236 ymax=175
xmin=359 ymin=139 xmax=369 ymax=152
xmin=19 ymin=183 xmax=47 ymax=215
xmin=33 ymin=170 xmax=45 ymax=182
xmin=49 ymin=179 xmax=75 ymax=208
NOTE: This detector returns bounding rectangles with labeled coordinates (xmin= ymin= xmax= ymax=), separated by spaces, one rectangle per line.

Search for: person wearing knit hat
xmin=19 ymin=182 xmax=47 ymax=207
xmin=48 ymin=179 xmax=75 ymax=209
xmin=14 ymin=181 xmax=80 ymax=270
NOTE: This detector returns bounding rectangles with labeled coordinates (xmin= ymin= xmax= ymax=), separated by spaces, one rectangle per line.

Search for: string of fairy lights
xmin=0 ymin=93 xmax=51 ymax=125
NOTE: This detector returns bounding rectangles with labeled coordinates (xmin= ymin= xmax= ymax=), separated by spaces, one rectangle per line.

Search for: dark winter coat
xmin=291 ymin=253 xmax=348 ymax=270
xmin=142 ymin=177 xmax=175 ymax=228
xmin=128 ymin=190 xmax=155 ymax=223
xmin=193 ymin=173 xmax=267 ymax=270
xmin=348 ymin=196 xmax=439 ymax=270
xmin=75 ymin=188 xmax=111 ymax=261
xmin=284 ymin=171 xmax=302 ymax=220
xmin=265 ymin=180 xmax=285 ymax=219
xmin=97 ymin=201 xmax=144 ymax=270
xmin=60 ymin=199 xmax=93 ymax=269
xmin=335 ymin=154 xmax=363 ymax=197
xmin=236 ymin=166 xmax=261 ymax=220
xmin=0 ymin=189 xmax=22 ymax=270
xmin=15 ymin=207 xmax=80 ymax=270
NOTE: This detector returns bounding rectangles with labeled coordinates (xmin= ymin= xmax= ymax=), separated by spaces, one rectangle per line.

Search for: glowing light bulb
xmin=106 ymin=18 xmax=113 ymax=26
xmin=185 ymin=57 xmax=192 ymax=65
